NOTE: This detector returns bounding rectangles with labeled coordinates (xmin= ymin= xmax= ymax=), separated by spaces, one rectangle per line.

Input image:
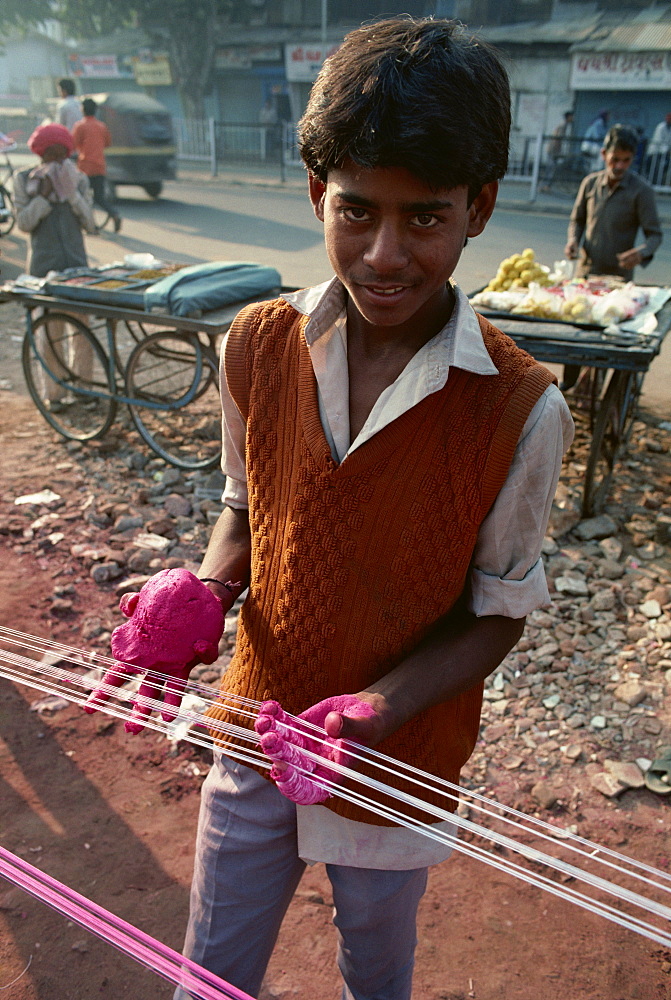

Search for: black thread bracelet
xmin=199 ymin=577 xmax=235 ymax=594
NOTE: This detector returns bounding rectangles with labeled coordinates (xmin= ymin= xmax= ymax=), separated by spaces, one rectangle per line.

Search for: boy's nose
xmin=362 ymin=222 xmax=410 ymax=273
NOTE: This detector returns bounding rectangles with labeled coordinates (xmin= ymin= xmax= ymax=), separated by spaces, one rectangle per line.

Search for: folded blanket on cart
xmin=144 ymin=260 xmax=281 ymax=318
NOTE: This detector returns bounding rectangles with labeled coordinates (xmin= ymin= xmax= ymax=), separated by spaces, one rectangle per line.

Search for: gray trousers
xmin=174 ymin=754 xmax=428 ymax=1000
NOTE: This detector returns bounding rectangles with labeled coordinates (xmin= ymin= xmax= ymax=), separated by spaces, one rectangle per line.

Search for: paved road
xmin=1 ymin=171 xmax=669 ymax=415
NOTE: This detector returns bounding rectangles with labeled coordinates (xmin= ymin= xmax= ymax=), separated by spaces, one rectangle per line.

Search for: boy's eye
xmin=343 ymin=206 xmax=370 ymax=222
xmin=412 ymin=213 xmax=438 ymax=228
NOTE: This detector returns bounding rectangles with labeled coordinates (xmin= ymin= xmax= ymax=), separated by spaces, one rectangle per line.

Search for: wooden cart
xmin=474 ymin=294 xmax=671 ymax=516
xmin=0 ymin=279 xmax=282 ymax=471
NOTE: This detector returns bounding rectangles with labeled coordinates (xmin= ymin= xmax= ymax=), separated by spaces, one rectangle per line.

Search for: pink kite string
xmin=0 ymin=845 xmax=253 ymax=1000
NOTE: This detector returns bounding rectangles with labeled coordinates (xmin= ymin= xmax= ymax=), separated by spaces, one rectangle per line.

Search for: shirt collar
xmin=598 ymin=169 xmax=634 ymax=192
xmin=281 ymin=277 xmax=498 ymax=377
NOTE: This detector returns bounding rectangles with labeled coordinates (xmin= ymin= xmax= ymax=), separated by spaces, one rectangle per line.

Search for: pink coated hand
xmin=84 ymin=656 xmax=199 ymax=733
xmin=255 ymin=696 xmax=379 ymax=805
xmin=83 ymin=569 xmax=241 ymax=733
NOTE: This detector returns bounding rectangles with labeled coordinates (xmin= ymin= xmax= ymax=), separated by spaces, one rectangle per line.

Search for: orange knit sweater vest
xmin=207 ymin=297 xmax=556 ymax=825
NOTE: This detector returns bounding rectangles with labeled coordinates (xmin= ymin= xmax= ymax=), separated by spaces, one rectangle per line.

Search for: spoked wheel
xmin=0 ymin=185 xmax=15 ymax=236
xmin=125 ymin=331 xmax=222 ymax=470
xmin=22 ymin=312 xmax=117 ymax=441
xmin=582 ymin=369 xmax=643 ymax=516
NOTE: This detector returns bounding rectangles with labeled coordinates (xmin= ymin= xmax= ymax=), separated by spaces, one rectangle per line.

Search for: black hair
xmin=297 ymin=16 xmax=510 ymax=201
xmin=82 ymin=98 xmax=98 ymax=117
xmin=58 ymin=78 xmax=76 ymax=96
xmin=603 ymin=124 xmax=637 ymax=154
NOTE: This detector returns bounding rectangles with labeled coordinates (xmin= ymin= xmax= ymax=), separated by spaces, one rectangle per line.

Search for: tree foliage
xmin=1 ymin=0 xmax=246 ymax=117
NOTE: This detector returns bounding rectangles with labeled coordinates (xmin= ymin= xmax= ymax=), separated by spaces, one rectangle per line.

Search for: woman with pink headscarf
xmin=14 ymin=123 xmax=97 ymax=407
xmin=14 ymin=122 xmax=95 ymax=276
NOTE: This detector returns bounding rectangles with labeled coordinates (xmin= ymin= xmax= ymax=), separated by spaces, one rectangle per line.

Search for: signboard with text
xmin=285 ymin=43 xmax=340 ymax=82
xmin=132 ymin=56 xmax=172 ymax=87
xmin=67 ymin=54 xmax=128 ymax=78
xmin=571 ymin=51 xmax=671 ymax=90
xmin=215 ymin=45 xmax=281 ymax=70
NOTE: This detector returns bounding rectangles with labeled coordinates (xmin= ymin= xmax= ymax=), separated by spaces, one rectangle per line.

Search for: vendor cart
xmin=0 ymin=264 xmax=286 ymax=472
xmin=472 ymin=291 xmax=671 ymax=517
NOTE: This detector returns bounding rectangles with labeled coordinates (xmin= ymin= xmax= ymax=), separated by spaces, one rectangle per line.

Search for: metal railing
xmin=173 ymin=118 xmax=671 ymax=197
xmin=173 ymin=118 xmax=301 ymax=180
xmin=506 ymin=132 xmax=671 ymax=202
xmin=173 ymin=117 xmax=302 ymax=181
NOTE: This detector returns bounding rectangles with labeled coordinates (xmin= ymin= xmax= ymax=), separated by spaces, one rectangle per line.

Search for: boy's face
xmin=309 ymin=162 xmax=496 ymax=336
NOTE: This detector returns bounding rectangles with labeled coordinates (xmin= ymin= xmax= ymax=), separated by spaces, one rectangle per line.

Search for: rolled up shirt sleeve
xmin=468 ymin=384 xmax=574 ymax=618
xmin=219 ymin=330 xmax=250 ymax=509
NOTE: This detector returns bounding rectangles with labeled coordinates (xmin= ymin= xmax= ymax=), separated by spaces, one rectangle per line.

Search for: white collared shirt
xmin=218 ymin=278 xmax=574 ymax=869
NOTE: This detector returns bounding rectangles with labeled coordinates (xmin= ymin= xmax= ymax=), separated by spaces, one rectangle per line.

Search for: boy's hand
xmin=321 ymin=691 xmax=389 ymax=745
xmin=564 ymin=240 xmax=578 ymax=260
xmin=84 ymin=653 xmax=202 ymax=734
xmin=255 ymin=694 xmax=381 ymax=805
xmin=84 ymin=569 xmax=241 ymax=733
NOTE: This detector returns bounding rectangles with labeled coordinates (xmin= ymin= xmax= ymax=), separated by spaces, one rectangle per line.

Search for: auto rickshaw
xmin=84 ymin=91 xmax=177 ymax=197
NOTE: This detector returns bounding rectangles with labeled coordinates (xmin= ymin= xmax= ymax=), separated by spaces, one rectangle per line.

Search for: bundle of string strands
xmin=0 ymin=844 xmax=254 ymax=999
xmin=1 ymin=624 xmax=671 ymax=957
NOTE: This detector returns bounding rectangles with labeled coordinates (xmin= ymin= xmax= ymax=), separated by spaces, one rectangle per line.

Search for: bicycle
xmin=0 ymin=140 xmax=17 ymax=237
xmin=92 ymin=178 xmax=119 ymax=232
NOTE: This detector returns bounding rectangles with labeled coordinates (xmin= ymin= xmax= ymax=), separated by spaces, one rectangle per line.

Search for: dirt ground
xmin=0 ymin=299 xmax=670 ymax=1000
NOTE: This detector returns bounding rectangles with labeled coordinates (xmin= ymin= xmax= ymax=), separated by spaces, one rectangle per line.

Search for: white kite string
xmin=1 ymin=628 xmax=668 ymax=891
xmin=1 ymin=627 xmax=670 ymax=949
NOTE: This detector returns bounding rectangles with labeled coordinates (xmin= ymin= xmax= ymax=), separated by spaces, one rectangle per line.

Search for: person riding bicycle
xmin=72 ymin=98 xmax=122 ymax=233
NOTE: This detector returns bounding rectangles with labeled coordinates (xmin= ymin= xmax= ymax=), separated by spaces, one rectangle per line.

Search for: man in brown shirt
xmin=565 ymin=124 xmax=662 ymax=281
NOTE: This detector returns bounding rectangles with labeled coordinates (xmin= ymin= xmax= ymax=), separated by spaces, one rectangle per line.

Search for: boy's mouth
xmin=369 ymin=285 xmax=406 ymax=296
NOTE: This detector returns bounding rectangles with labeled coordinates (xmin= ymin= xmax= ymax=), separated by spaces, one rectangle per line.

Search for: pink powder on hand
xmin=84 ymin=569 xmax=226 ymax=731
xmin=255 ymin=695 xmax=378 ymax=805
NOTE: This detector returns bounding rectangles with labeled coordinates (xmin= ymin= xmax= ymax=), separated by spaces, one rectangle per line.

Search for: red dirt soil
xmin=0 ymin=388 xmax=670 ymax=1000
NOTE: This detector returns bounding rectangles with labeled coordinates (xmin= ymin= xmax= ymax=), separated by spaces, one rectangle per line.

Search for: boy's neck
xmin=345 ymin=282 xmax=456 ymax=358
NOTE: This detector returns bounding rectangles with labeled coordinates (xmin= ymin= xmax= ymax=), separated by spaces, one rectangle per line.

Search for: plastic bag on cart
xmin=143 ymin=260 xmax=281 ymax=318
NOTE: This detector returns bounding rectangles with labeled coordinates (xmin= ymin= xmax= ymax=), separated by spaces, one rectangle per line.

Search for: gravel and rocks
xmin=1 ymin=400 xmax=670 ymax=825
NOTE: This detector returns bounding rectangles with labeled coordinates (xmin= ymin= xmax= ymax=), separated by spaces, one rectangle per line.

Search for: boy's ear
xmin=308 ymin=173 xmax=326 ymax=221
xmin=467 ymin=181 xmax=498 ymax=238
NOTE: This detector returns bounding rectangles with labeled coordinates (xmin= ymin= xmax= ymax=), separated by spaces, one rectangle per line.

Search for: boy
xmin=96 ymin=16 xmax=573 ymax=1000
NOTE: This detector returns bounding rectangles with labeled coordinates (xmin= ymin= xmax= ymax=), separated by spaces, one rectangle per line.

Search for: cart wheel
xmin=125 ymin=331 xmax=221 ymax=470
xmin=582 ymin=369 xmax=643 ymax=516
xmin=0 ymin=185 xmax=15 ymax=236
xmin=143 ymin=182 xmax=162 ymax=198
xmin=22 ymin=313 xmax=117 ymax=441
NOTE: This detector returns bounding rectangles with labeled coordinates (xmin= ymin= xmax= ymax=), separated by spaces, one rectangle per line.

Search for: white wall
xmin=0 ymin=33 xmax=67 ymax=98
